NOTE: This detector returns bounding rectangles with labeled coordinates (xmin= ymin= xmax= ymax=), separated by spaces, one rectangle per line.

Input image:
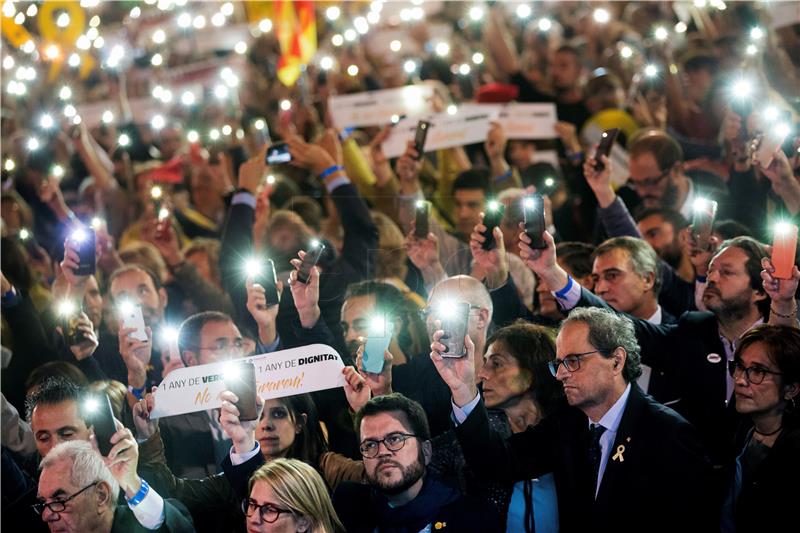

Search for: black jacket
xmin=455 ymin=384 xmax=716 ymax=533
xmin=110 ymin=499 xmax=195 ymax=532
xmin=333 ymin=471 xmax=502 ymax=533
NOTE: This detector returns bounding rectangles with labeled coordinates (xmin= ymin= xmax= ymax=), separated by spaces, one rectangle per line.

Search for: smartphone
xmin=119 ymin=304 xmax=149 ymax=342
xmin=414 ymin=200 xmax=431 ymax=239
xmin=754 ymin=128 xmax=789 ymax=168
xmin=250 ymin=118 xmax=271 ymax=147
xmin=413 ymin=120 xmax=431 ymax=160
xmin=88 ymin=394 xmax=117 ymax=456
xmin=691 ymin=199 xmax=718 ymax=251
xmin=254 ymin=259 xmax=280 ymax=306
xmin=266 ymin=142 xmax=292 ymax=165
xmin=363 ymin=320 xmax=393 ymax=374
xmin=226 ymin=362 xmax=258 ymax=421
xmin=593 ymin=129 xmax=620 ymax=171
xmin=296 ymin=243 xmax=325 ymax=284
xmin=72 ymin=228 xmax=96 ymax=276
xmin=481 ymin=201 xmax=505 ymax=250
xmin=772 ymin=223 xmax=798 ymax=279
xmin=523 ymin=194 xmax=546 ymax=249
xmin=439 ymin=302 xmax=470 ymax=358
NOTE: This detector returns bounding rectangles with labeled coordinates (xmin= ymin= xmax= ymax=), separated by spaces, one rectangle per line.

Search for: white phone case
xmin=122 ymin=306 xmax=148 ymax=342
xmin=755 ymin=129 xmax=788 ymax=168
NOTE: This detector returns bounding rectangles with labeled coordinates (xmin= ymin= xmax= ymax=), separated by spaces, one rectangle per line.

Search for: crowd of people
xmin=2 ymin=1 xmax=800 ymax=532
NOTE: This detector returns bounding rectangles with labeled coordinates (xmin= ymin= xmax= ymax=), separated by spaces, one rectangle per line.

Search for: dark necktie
xmin=588 ymin=423 xmax=606 ymax=487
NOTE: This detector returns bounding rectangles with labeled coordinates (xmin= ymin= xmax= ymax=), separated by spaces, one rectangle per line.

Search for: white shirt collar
xmin=591 ymin=383 xmax=632 ymax=431
xmin=647 ymin=305 xmax=663 ymax=325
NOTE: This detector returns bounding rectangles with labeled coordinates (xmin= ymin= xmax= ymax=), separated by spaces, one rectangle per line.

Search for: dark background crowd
xmin=2 ymin=1 xmax=800 ymax=532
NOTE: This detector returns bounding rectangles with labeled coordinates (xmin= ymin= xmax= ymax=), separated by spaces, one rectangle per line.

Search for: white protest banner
xmin=381 ymin=107 xmax=500 ymax=158
xmin=149 ymin=344 xmax=345 ymax=419
xmin=461 ymin=103 xmax=558 ymax=140
xmin=329 ymin=84 xmax=435 ymax=129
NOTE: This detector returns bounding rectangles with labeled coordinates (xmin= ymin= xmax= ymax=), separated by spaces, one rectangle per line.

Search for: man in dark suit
xmin=517 ymin=231 xmax=769 ymax=470
xmin=36 ymin=440 xmax=194 ymax=532
xmin=333 ymin=393 xmax=501 ymax=533
xmin=430 ymin=307 xmax=716 ymax=532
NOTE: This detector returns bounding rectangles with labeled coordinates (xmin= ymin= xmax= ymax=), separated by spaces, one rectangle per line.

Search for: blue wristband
xmin=318 ymin=165 xmax=344 ymax=180
xmin=494 ymin=169 xmax=512 ymax=182
xmin=128 ymin=385 xmax=146 ymax=401
xmin=554 ymin=275 xmax=574 ymax=299
xmin=126 ymin=478 xmax=149 ymax=507
xmin=696 ymin=275 xmax=707 ymax=283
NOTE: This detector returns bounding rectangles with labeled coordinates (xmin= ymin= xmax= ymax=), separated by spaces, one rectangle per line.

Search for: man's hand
xmin=246 ymin=276 xmax=282 ymax=345
xmin=761 ymin=256 xmax=800 ymax=316
xmin=756 ymin=150 xmax=800 ymax=216
xmin=286 ymin=135 xmax=336 ymax=176
xmin=368 ymin=126 xmax=393 ymax=186
xmin=142 ymin=219 xmax=184 ymax=269
xmin=318 ymin=128 xmax=344 ymax=167
xmin=405 ymin=227 xmax=445 ymax=286
xmin=396 ymin=141 xmax=423 ymax=194
xmin=342 ymin=366 xmax=371 ymax=413
xmin=219 ymin=390 xmax=264 ymax=454
xmin=101 ymin=420 xmax=142 ymax=499
xmin=554 ymin=121 xmax=581 ymax=154
xmin=583 ymin=154 xmax=616 ymax=209
xmin=430 ymin=327 xmax=478 ymax=407
xmin=688 ymin=233 xmax=720 ymax=277
xmin=355 ymin=343 xmax=393 ymax=396
xmin=131 ymin=389 xmax=158 ymax=441
xmin=118 ymin=326 xmax=152 ymax=389
xmin=237 ymin=146 xmax=268 ymax=195
xmin=67 ymin=313 xmax=99 ymax=361
xmin=288 ymin=252 xmax=321 ymax=328
xmin=469 ymin=216 xmax=509 ymax=290
xmin=518 ymin=227 xmax=567 ymax=290
xmin=60 ymin=237 xmax=90 ymax=288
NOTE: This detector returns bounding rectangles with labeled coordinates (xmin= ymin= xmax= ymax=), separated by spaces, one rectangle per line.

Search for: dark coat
xmin=455 ymin=384 xmax=717 ymax=533
xmin=110 ymin=499 xmax=195 ymax=532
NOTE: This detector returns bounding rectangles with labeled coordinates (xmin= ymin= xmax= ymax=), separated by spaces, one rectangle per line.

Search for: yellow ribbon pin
xmin=612 ymin=444 xmax=625 ymax=462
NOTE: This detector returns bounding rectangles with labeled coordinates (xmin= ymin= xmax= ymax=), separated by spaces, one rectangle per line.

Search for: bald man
xmin=388 ymin=276 xmax=494 ymax=437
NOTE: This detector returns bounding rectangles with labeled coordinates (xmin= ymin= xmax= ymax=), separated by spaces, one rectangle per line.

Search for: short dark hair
xmin=25 ymin=362 xmax=88 ymax=396
xmin=177 ymin=311 xmax=234 ymax=364
xmin=716 ymin=236 xmax=770 ymax=319
xmin=556 ymin=45 xmax=581 ymax=60
xmin=355 ymin=393 xmax=431 ymax=442
xmin=25 ymin=376 xmax=86 ymax=422
xmin=713 ymin=219 xmax=753 ymax=240
xmin=556 ymin=242 xmax=595 ymax=280
xmin=629 ymin=129 xmax=684 ymax=172
xmin=286 ymin=196 xmax=323 ymax=232
xmin=633 ymin=207 xmax=689 ymax=230
xmin=486 ymin=322 xmax=563 ymax=416
xmin=562 ymin=307 xmax=643 ymax=383
xmin=107 ymin=264 xmax=162 ymax=300
xmin=683 ymin=54 xmax=719 ymax=74
xmin=452 ymin=168 xmax=491 ymax=197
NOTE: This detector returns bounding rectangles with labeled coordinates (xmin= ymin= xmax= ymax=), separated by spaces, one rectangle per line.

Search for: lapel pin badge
xmin=612 ymin=444 xmax=625 ymax=462
xmin=707 ymin=353 xmax=722 ymax=364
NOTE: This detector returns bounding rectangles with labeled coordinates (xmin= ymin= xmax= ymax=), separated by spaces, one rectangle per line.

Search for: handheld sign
xmin=149 ymin=344 xmax=345 ymax=419
xmin=329 ymin=85 xmax=435 ymax=129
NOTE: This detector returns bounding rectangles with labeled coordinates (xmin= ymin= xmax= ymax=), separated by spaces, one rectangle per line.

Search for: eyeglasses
xmin=32 ymin=481 xmax=99 ymax=516
xmin=625 ymin=169 xmax=670 ymax=191
xmin=728 ymin=360 xmax=783 ymax=385
xmin=241 ymin=498 xmax=293 ymax=523
xmin=359 ymin=432 xmax=418 ymax=458
xmin=548 ymin=350 xmax=607 ymax=377
xmin=194 ymin=338 xmax=246 ymax=352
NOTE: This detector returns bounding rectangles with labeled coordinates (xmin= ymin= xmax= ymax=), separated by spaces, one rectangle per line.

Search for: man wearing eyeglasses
xmin=333 ymin=393 xmax=501 ymax=532
xmin=431 ymin=306 xmax=715 ymax=532
xmin=36 ymin=440 xmax=194 ymax=532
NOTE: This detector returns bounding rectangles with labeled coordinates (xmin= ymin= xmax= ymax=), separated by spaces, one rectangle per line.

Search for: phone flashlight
xmin=57 ymin=300 xmax=77 ymax=317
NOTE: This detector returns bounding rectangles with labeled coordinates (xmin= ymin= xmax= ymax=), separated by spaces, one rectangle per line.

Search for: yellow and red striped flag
xmin=275 ymin=0 xmax=317 ymax=87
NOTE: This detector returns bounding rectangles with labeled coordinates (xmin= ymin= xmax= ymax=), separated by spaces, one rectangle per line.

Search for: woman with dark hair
xmin=722 ymin=324 xmax=800 ymax=533
xmin=429 ymin=321 xmax=562 ymax=533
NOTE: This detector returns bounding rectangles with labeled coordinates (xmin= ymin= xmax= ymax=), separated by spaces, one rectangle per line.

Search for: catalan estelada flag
xmin=275 ymin=0 xmax=317 ymax=87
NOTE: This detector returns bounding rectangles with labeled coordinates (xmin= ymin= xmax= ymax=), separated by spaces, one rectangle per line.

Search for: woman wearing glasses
xmin=244 ymin=458 xmax=345 ymax=533
xmin=428 ymin=321 xmax=562 ymax=533
xmin=722 ymin=325 xmax=800 ymax=532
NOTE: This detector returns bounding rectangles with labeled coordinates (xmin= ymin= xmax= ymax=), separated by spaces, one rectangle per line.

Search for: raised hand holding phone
xmin=69 ymin=226 xmax=97 ymax=276
xmin=691 ymin=198 xmax=718 ymax=252
xmin=224 ymin=362 xmax=259 ymax=421
xmin=523 ymin=194 xmax=547 ymax=249
xmin=289 ymin=250 xmax=321 ymax=328
xmin=414 ymin=200 xmax=431 ymax=239
xmin=592 ymin=129 xmax=619 ymax=171
xmin=363 ymin=316 xmax=394 ymax=374
xmin=430 ymin=324 xmax=477 ymax=407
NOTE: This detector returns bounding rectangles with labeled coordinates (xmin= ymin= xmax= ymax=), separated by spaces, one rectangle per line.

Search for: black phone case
xmin=75 ymin=230 xmax=96 ymax=276
xmin=297 ymin=245 xmax=325 ymax=284
xmin=441 ymin=302 xmax=470 ymax=357
xmin=481 ymin=204 xmax=506 ymax=250
xmin=261 ymin=259 xmax=280 ymax=306
xmin=266 ymin=143 xmax=291 ymax=165
xmin=524 ymin=195 xmax=546 ymax=249
xmin=91 ymin=394 xmax=117 ymax=456
xmin=594 ymin=129 xmax=620 ymax=171
xmin=228 ymin=363 xmax=258 ymax=421
xmin=413 ymin=121 xmax=431 ymax=160
xmin=414 ymin=202 xmax=430 ymax=238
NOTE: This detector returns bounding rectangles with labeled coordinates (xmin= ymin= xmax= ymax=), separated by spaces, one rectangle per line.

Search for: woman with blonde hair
xmin=245 ymin=458 xmax=345 ymax=533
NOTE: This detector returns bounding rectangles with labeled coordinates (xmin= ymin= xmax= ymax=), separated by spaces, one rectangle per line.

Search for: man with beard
xmin=634 ymin=208 xmax=695 ymax=282
xmin=333 ymin=394 xmax=501 ymax=533
xmin=517 ymin=230 xmax=769 ymax=474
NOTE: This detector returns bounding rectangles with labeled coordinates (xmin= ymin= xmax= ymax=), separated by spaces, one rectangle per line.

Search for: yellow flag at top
xmin=275 ymin=0 xmax=317 ymax=87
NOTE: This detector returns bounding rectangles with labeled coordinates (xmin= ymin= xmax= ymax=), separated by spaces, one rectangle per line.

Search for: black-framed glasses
xmin=548 ymin=350 xmax=607 ymax=377
xmin=728 ymin=360 xmax=783 ymax=385
xmin=241 ymin=498 xmax=293 ymax=523
xmin=32 ymin=481 xmax=99 ymax=516
xmin=359 ymin=432 xmax=418 ymax=458
xmin=625 ymin=169 xmax=670 ymax=190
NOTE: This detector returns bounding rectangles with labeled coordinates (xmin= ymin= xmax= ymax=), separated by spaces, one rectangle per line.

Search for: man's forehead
xmin=38 ymin=460 xmax=74 ymax=494
xmin=111 ymin=269 xmax=152 ymax=293
xmin=32 ymin=400 xmax=81 ymax=421
xmin=342 ymin=294 xmax=375 ymax=317
xmin=711 ymin=246 xmax=747 ymax=267
xmin=360 ymin=411 xmax=410 ymax=437
xmin=594 ymin=248 xmax=630 ymax=267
